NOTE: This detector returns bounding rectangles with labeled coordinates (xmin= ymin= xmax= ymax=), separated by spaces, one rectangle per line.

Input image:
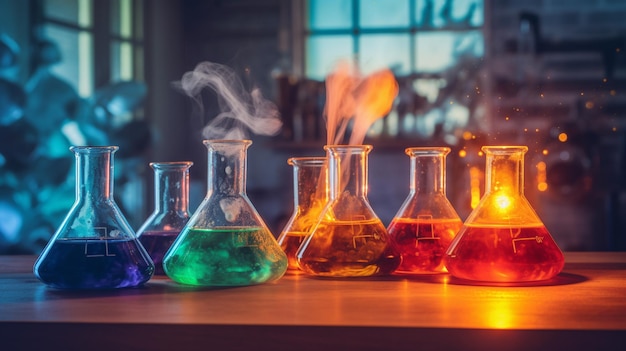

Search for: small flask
xmin=387 ymin=147 xmax=463 ymax=274
xmin=445 ymin=146 xmax=565 ymax=283
xmin=34 ymin=146 xmax=154 ymax=289
xmin=297 ymin=145 xmax=401 ymax=277
xmin=277 ymin=156 xmax=328 ymax=271
xmin=163 ymin=140 xmax=287 ymax=286
xmin=137 ymin=161 xmax=193 ymax=276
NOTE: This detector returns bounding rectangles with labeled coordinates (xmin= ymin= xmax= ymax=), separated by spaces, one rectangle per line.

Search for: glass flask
xmin=277 ymin=156 xmax=328 ymax=271
xmin=445 ymin=146 xmax=565 ymax=283
xmin=137 ymin=161 xmax=193 ymax=276
xmin=387 ymin=147 xmax=463 ymax=274
xmin=34 ymin=146 xmax=154 ymax=289
xmin=162 ymin=140 xmax=288 ymax=286
xmin=296 ymin=145 xmax=401 ymax=277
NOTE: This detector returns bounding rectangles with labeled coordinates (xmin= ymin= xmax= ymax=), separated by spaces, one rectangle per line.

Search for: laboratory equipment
xmin=163 ymin=140 xmax=287 ymax=286
xmin=33 ymin=146 xmax=154 ymax=289
xmin=387 ymin=147 xmax=462 ymax=274
xmin=137 ymin=161 xmax=193 ymax=275
xmin=296 ymin=145 xmax=401 ymax=277
xmin=277 ymin=156 xmax=327 ymax=271
xmin=445 ymin=146 xmax=565 ymax=283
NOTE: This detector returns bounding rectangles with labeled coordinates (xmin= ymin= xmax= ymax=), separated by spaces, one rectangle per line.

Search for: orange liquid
xmin=445 ymin=224 xmax=565 ymax=282
xmin=388 ymin=218 xmax=462 ymax=274
xmin=297 ymin=219 xmax=401 ymax=277
xmin=278 ymin=231 xmax=308 ymax=271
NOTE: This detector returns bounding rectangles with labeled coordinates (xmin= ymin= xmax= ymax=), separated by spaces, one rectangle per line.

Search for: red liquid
xmin=278 ymin=231 xmax=308 ymax=271
xmin=445 ymin=224 xmax=565 ymax=282
xmin=139 ymin=230 xmax=179 ymax=275
xmin=388 ymin=218 xmax=462 ymax=274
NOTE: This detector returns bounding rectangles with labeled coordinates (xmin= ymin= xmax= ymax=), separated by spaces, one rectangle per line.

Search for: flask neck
xmin=407 ymin=147 xmax=449 ymax=195
xmin=483 ymin=146 xmax=527 ymax=196
xmin=289 ymin=157 xmax=327 ymax=210
xmin=72 ymin=146 xmax=118 ymax=200
xmin=204 ymin=140 xmax=251 ymax=196
xmin=152 ymin=162 xmax=192 ymax=213
xmin=326 ymin=145 xmax=371 ymax=199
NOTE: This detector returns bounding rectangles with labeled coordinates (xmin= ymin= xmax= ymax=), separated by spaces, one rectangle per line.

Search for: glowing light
xmin=585 ymin=101 xmax=594 ymax=109
xmin=459 ymin=149 xmax=467 ymax=158
xmin=558 ymin=133 xmax=568 ymax=142
xmin=542 ymin=149 xmax=548 ymax=155
xmin=462 ymin=131 xmax=473 ymax=140
xmin=495 ymin=194 xmax=512 ymax=210
xmin=613 ymin=127 xmax=618 ymax=132
xmin=505 ymin=116 xmax=509 ymax=121
xmin=478 ymin=151 xmax=484 ymax=157
xmin=469 ymin=166 xmax=481 ymax=209
xmin=536 ymin=161 xmax=547 ymax=192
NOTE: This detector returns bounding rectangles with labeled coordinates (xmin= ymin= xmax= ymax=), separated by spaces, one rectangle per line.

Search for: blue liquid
xmin=34 ymin=239 xmax=154 ymax=289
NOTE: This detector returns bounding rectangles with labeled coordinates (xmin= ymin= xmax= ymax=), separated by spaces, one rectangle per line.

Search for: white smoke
xmin=175 ymin=61 xmax=282 ymax=139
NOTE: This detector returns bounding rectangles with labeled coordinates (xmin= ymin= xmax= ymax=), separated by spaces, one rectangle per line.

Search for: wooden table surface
xmin=1 ymin=252 xmax=625 ymax=351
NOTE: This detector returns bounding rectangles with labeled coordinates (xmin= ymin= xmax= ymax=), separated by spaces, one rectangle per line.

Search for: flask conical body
xmin=296 ymin=145 xmax=400 ymax=277
xmin=445 ymin=146 xmax=565 ymax=283
xmin=388 ymin=147 xmax=462 ymax=274
xmin=163 ymin=140 xmax=287 ymax=286
xmin=277 ymin=157 xmax=328 ymax=271
xmin=34 ymin=146 xmax=154 ymax=289
xmin=137 ymin=161 xmax=193 ymax=275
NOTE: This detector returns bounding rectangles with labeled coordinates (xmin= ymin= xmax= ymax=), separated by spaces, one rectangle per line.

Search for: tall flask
xmin=137 ymin=161 xmax=193 ymax=275
xmin=163 ymin=140 xmax=287 ymax=286
xmin=277 ymin=156 xmax=328 ymax=271
xmin=387 ymin=147 xmax=463 ymax=274
xmin=445 ymin=146 xmax=565 ymax=283
xmin=34 ymin=146 xmax=154 ymax=289
xmin=297 ymin=145 xmax=401 ymax=277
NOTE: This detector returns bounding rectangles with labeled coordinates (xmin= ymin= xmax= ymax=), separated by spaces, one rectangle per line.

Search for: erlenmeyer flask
xmin=277 ymin=156 xmax=328 ymax=271
xmin=445 ymin=146 xmax=565 ymax=283
xmin=137 ymin=161 xmax=193 ymax=276
xmin=163 ymin=140 xmax=287 ymax=286
xmin=296 ymin=145 xmax=401 ymax=277
xmin=34 ymin=146 xmax=154 ymax=289
xmin=387 ymin=147 xmax=463 ymax=274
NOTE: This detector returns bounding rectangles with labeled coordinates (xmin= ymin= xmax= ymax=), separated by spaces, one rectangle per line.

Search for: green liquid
xmin=163 ymin=226 xmax=287 ymax=286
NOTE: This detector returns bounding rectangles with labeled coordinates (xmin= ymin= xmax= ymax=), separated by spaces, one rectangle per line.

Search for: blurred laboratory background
xmin=1 ymin=0 xmax=625 ymax=254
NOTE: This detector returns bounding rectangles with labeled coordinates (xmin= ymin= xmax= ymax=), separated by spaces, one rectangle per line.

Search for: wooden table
xmin=1 ymin=253 xmax=625 ymax=351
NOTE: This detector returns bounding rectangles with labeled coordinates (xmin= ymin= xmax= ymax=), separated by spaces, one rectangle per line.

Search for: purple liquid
xmin=138 ymin=230 xmax=179 ymax=275
xmin=34 ymin=238 xmax=154 ymax=289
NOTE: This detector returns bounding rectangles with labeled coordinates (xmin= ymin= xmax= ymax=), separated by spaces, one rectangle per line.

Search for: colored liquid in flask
xmin=164 ymin=227 xmax=287 ymax=286
xmin=297 ymin=218 xmax=400 ymax=277
xmin=279 ymin=231 xmax=308 ymax=270
xmin=445 ymin=224 xmax=564 ymax=282
xmin=388 ymin=218 xmax=462 ymax=273
xmin=139 ymin=231 xmax=179 ymax=276
xmin=34 ymin=239 xmax=154 ymax=289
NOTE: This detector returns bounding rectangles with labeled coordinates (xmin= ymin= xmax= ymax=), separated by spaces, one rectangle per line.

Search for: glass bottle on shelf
xmin=445 ymin=146 xmax=565 ymax=283
xmin=277 ymin=156 xmax=328 ymax=271
xmin=163 ymin=140 xmax=288 ymax=286
xmin=387 ymin=147 xmax=463 ymax=274
xmin=137 ymin=161 xmax=193 ymax=276
xmin=296 ymin=145 xmax=401 ymax=277
xmin=34 ymin=146 xmax=154 ymax=289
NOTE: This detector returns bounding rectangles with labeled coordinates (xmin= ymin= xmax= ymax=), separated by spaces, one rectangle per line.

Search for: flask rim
xmin=287 ymin=156 xmax=326 ymax=166
xmin=149 ymin=161 xmax=194 ymax=169
xmin=69 ymin=145 xmax=119 ymax=153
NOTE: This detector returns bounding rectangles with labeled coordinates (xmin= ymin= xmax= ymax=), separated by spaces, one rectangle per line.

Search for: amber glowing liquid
xmin=297 ymin=219 xmax=401 ymax=277
xmin=388 ymin=218 xmax=462 ymax=274
xmin=445 ymin=224 xmax=565 ymax=282
xmin=278 ymin=231 xmax=308 ymax=271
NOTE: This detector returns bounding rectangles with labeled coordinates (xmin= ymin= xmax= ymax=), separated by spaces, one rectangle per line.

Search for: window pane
xmin=415 ymin=0 xmax=483 ymax=28
xmin=306 ymin=35 xmax=353 ymax=80
xmin=307 ymin=0 xmax=352 ymax=30
xmin=358 ymin=34 xmax=411 ymax=75
xmin=45 ymin=0 xmax=92 ymax=27
xmin=359 ymin=0 xmax=410 ymax=28
xmin=110 ymin=0 xmax=133 ymax=38
xmin=414 ymin=30 xmax=483 ymax=73
xmin=42 ymin=25 xmax=93 ymax=97
xmin=111 ymin=41 xmax=133 ymax=81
